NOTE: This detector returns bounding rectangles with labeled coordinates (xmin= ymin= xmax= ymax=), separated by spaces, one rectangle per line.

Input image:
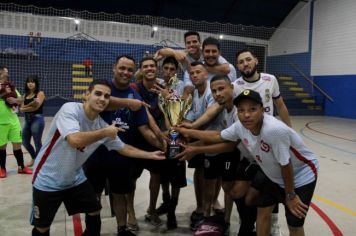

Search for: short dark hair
xmin=162 ymin=56 xmax=178 ymax=69
xmin=139 ymin=56 xmax=157 ymax=68
xmin=202 ymin=37 xmax=221 ymax=51
xmin=184 ymin=31 xmax=201 ymax=43
xmin=236 ymin=48 xmax=257 ymax=60
xmin=0 ymin=65 xmax=7 ymax=71
xmin=115 ymin=54 xmax=135 ymax=65
xmin=210 ymin=74 xmax=231 ymax=84
xmin=190 ymin=61 xmax=205 ymax=67
xmin=88 ymin=79 xmax=110 ymax=92
xmin=24 ymin=75 xmax=40 ymax=95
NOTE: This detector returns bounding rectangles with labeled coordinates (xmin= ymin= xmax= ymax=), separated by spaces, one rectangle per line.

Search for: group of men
xmin=27 ymin=30 xmax=318 ymax=236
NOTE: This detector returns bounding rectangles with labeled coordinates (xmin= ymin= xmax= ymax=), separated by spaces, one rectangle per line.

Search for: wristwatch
xmin=286 ymin=192 xmax=297 ymax=201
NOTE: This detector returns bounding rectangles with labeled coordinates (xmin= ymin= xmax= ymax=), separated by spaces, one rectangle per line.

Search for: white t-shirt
xmin=184 ymin=63 xmax=237 ymax=87
xmin=32 ymin=102 xmax=124 ymax=191
xmin=185 ymin=83 xmax=214 ymax=122
xmin=221 ymin=114 xmax=319 ymax=188
xmin=232 ymin=73 xmax=280 ymax=115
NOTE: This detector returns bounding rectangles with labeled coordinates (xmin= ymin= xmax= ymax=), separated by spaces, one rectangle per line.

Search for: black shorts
xmin=84 ymin=145 xmax=135 ymax=194
xmin=134 ymin=158 xmax=164 ymax=175
xmin=160 ymin=159 xmax=187 ymax=188
xmin=203 ymin=150 xmax=240 ymax=181
xmin=188 ymin=153 xmax=205 ymax=168
xmin=257 ymin=171 xmax=317 ymax=227
xmin=30 ymin=181 xmax=101 ymax=228
xmin=236 ymin=157 xmax=261 ymax=181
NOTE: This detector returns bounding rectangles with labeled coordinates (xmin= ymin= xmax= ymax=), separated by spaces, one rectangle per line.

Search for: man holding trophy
xmin=155 ymin=57 xmax=192 ymax=229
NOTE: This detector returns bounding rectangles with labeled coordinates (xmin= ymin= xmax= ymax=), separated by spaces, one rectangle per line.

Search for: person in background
xmin=20 ymin=75 xmax=45 ymax=167
xmin=0 ymin=65 xmax=32 ymax=178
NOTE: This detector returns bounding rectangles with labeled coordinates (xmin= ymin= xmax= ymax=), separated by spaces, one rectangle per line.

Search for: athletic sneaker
xmin=18 ymin=166 xmax=32 ymax=174
xmin=271 ymin=213 xmax=282 ymax=236
xmin=145 ymin=212 xmax=163 ymax=227
xmin=117 ymin=226 xmax=136 ymax=236
xmin=190 ymin=210 xmax=204 ymax=223
xmin=191 ymin=216 xmax=206 ymax=231
xmin=156 ymin=202 xmax=170 ymax=215
xmin=0 ymin=168 xmax=6 ymax=178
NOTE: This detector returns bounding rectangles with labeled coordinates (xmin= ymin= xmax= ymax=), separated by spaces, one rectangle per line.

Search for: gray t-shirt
xmin=32 ymin=102 xmax=124 ymax=191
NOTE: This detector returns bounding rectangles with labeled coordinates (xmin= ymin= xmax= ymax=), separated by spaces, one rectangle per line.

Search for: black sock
xmin=272 ymin=204 xmax=279 ymax=213
xmin=234 ymin=197 xmax=257 ymax=235
xmin=32 ymin=227 xmax=49 ymax=236
xmin=13 ymin=149 xmax=25 ymax=169
xmin=85 ymin=214 xmax=101 ymax=236
xmin=163 ymin=192 xmax=171 ymax=204
xmin=168 ymin=197 xmax=178 ymax=214
xmin=0 ymin=149 xmax=6 ymax=169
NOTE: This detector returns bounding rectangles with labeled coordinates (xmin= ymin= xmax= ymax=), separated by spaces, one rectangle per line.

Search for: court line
xmin=313 ymin=194 xmax=356 ymax=216
xmin=305 ymin=121 xmax=356 ymax=142
xmin=72 ymin=214 xmax=83 ymax=236
xmin=300 ymin=127 xmax=356 ymax=156
xmin=310 ymin=202 xmax=343 ymax=236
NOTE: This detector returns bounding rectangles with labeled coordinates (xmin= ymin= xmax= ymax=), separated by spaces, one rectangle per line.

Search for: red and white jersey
xmin=221 ymin=114 xmax=319 ymax=188
xmin=232 ymin=73 xmax=280 ymax=115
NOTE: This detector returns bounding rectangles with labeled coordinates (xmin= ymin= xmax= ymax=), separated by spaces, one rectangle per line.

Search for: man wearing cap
xmin=175 ymin=89 xmax=319 ymax=236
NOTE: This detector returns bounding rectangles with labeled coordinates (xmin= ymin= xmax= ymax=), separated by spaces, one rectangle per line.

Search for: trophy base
xmin=166 ymin=145 xmax=181 ymax=159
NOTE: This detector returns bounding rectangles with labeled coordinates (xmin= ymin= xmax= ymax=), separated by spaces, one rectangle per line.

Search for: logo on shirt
xmin=33 ymin=206 xmax=40 ymax=219
xmin=260 ymin=140 xmax=270 ymax=152
xmin=113 ymin=117 xmax=129 ymax=130
xmin=265 ymin=89 xmax=270 ymax=102
xmin=204 ymin=159 xmax=210 ymax=168
xmin=243 ymin=138 xmax=249 ymax=146
xmin=237 ymin=80 xmax=245 ymax=85
xmin=261 ymin=76 xmax=271 ymax=81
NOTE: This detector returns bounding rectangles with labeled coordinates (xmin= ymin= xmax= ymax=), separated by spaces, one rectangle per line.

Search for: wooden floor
xmin=0 ymin=116 xmax=355 ymax=236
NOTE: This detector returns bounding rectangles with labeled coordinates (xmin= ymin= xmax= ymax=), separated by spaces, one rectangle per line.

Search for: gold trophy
xmin=158 ymin=75 xmax=192 ymax=159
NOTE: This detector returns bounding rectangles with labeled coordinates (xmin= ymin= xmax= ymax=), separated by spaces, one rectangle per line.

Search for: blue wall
xmin=266 ymin=52 xmax=313 ymax=94
xmin=314 ymin=75 xmax=356 ymax=119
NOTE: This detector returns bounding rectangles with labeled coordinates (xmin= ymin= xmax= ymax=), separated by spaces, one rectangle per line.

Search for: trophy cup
xmin=158 ymin=75 xmax=192 ymax=159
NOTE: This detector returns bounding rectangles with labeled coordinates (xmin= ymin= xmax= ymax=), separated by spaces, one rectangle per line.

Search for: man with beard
xmin=232 ymin=48 xmax=291 ymax=127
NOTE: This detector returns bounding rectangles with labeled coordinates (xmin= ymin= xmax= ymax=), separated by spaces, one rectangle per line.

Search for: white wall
xmin=311 ymin=0 xmax=356 ymax=76
xmin=0 ymin=12 xmax=268 ymax=47
xmin=268 ymin=2 xmax=310 ymax=56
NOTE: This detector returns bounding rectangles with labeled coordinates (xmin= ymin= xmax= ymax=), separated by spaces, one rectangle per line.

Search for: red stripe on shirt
xmin=32 ymin=129 xmax=61 ymax=184
xmin=290 ymin=146 xmax=318 ymax=178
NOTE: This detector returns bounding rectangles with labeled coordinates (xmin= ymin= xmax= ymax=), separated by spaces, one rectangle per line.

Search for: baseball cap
xmin=233 ymin=89 xmax=263 ymax=106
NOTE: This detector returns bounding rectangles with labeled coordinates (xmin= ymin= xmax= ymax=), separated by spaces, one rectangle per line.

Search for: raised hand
xmin=127 ymin=98 xmax=150 ymax=111
xmin=105 ymin=123 xmax=125 ymax=139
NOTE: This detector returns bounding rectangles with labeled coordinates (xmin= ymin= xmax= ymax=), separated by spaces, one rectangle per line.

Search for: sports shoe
xmin=145 ymin=212 xmax=163 ymax=227
xmin=117 ymin=226 xmax=136 ymax=236
xmin=190 ymin=210 xmax=204 ymax=223
xmin=270 ymin=213 xmax=282 ymax=236
xmin=223 ymin=222 xmax=230 ymax=236
xmin=0 ymin=168 xmax=7 ymax=178
xmin=127 ymin=222 xmax=139 ymax=232
xmin=190 ymin=216 xmax=206 ymax=231
xmin=18 ymin=166 xmax=32 ymax=174
xmin=156 ymin=202 xmax=170 ymax=215
xmin=27 ymin=159 xmax=35 ymax=167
